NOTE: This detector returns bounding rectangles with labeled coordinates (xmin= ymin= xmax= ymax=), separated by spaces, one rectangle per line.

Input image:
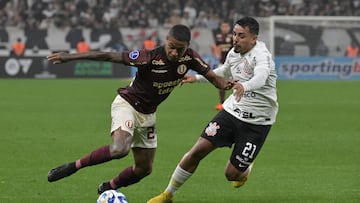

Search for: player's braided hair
xmin=236 ymin=17 xmax=259 ymax=35
xmin=168 ymin=24 xmax=191 ymax=43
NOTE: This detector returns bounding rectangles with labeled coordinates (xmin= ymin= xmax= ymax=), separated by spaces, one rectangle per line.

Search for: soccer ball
xmin=97 ymin=190 xmax=128 ymax=203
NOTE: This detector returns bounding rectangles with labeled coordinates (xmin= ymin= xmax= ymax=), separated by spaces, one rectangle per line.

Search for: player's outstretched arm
xmin=182 ymin=71 xmax=234 ymax=90
xmin=204 ymin=70 xmax=234 ymax=90
xmin=47 ymin=51 xmax=124 ymax=64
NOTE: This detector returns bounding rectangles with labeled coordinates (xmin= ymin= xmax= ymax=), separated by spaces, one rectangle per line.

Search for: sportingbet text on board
xmin=276 ymin=56 xmax=360 ymax=80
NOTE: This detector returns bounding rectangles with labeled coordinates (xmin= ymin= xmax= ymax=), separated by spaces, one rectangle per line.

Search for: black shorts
xmin=201 ymin=110 xmax=271 ymax=171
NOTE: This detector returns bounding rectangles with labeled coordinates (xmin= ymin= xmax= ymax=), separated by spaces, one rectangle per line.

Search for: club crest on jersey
xmin=243 ymin=59 xmax=253 ymax=75
xmin=243 ymin=66 xmax=253 ymax=75
xmin=205 ymin=122 xmax=220 ymax=137
xmin=129 ymin=51 xmax=139 ymax=60
xmin=177 ymin=64 xmax=187 ymax=74
xmin=125 ymin=120 xmax=134 ymax=130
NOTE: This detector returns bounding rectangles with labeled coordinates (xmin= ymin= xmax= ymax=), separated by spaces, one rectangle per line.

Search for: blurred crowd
xmin=0 ymin=0 xmax=360 ymax=31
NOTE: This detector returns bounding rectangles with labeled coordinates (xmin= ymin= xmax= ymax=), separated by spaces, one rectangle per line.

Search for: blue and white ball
xmin=97 ymin=190 xmax=128 ymax=203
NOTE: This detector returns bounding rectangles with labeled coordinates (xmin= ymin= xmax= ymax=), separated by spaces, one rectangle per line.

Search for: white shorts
xmin=111 ymin=95 xmax=157 ymax=148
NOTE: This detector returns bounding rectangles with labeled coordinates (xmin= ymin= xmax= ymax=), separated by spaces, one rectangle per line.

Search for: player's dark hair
xmin=236 ymin=17 xmax=259 ymax=35
xmin=168 ymin=24 xmax=191 ymax=43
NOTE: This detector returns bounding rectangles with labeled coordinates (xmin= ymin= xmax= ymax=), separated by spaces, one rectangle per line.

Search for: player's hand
xmin=181 ymin=74 xmax=196 ymax=85
xmin=232 ymin=81 xmax=244 ymax=102
xmin=224 ymin=79 xmax=236 ymax=90
xmin=47 ymin=52 xmax=69 ymax=64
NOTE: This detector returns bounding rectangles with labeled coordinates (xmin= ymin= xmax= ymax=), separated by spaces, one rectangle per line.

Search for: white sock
xmin=165 ymin=165 xmax=192 ymax=195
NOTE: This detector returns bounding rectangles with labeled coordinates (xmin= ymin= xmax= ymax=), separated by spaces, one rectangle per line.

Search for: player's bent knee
xmin=224 ymin=164 xmax=243 ymax=181
xmin=134 ymin=165 xmax=152 ymax=178
xmin=110 ymin=143 xmax=131 ymax=159
xmin=110 ymin=128 xmax=132 ymax=158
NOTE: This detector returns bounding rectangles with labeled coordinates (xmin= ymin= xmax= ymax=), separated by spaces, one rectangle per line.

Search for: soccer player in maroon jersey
xmin=46 ymin=24 xmax=237 ymax=194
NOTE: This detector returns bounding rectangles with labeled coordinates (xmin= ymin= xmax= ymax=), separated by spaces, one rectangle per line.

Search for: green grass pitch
xmin=0 ymin=79 xmax=359 ymax=203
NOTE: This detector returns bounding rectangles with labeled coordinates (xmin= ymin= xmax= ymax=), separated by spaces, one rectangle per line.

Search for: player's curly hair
xmin=168 ymin=24 xmax=191 ymax=43
xmin=236 ymin=17 xmax=259 ymax=35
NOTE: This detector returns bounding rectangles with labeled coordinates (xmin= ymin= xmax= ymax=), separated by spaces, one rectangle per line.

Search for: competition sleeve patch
xmin=129 ymin=51 xmax=139 ymax=60
xmin=124 ymin=50 xmax=149 ymax=66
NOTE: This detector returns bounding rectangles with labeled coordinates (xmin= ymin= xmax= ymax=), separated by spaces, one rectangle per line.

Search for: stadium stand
xmin=1 ymin=0 xmax=359 ymax=29
xmin=0 ymin=0 xmax=359 ymax=56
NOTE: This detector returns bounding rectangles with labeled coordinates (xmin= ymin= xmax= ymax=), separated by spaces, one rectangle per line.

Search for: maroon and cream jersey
xmin=119 ymin=46 xmax=210 ymax=114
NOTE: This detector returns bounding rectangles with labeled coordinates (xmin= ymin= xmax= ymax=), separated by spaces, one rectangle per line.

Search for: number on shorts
xmin=147 ymin=127 xmax=155 ymax=140
xmin=242 ymin=142 xmax=257 ymax=159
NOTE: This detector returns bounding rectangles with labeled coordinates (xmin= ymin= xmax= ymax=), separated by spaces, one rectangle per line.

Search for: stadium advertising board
xmin=276 ymin=57 xmax=360 ymax=80
xmin=0 ymin=56 xmax=132 ymax=78
xmin=2 ymin=55 xmax=359 ymax=80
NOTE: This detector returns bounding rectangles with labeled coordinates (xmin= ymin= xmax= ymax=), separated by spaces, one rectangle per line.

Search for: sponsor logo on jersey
xmin=152 ymin=59 xmax=165 ymax=65
xmin=234 ymin=63 xmax=242 ymax=74
xmin=151 ymin=69 xmax=168 ymax=73
xmin=153 ymin=79 xmax=182 ymax=95
xmin=205 ymin=122 xmax=220 ymax=137
xmin=243 ymin=91 xmax=256 ymax=98
xmin=129 ymin=61 xmax=147 ymax=66
xmin=178 ymin=55 xmax=191 ymax=62
xmin=233 ymin=107 xmax=256 ymax=119
xmin=153 ymin=79 xmax=182 ymax=88
xmin=129 ymin=50 xmax=139 ymax=60
xmin=253 ymin=56 xmax=257 ymax=66
xmin=177 ymin=64 xmax=187 ymax=74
